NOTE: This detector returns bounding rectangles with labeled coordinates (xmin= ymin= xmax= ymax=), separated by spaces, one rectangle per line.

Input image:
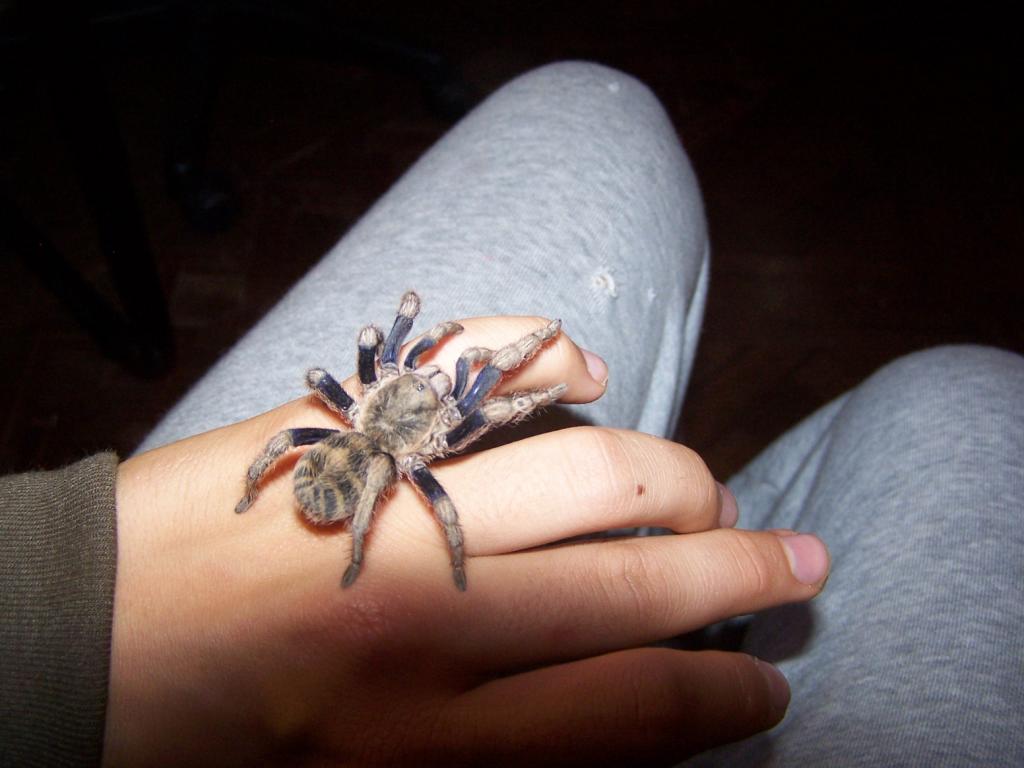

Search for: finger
xmin=437 ymin=648 xmax=789 ymax=767
xmin=389 ymin=426 xmax=725 ymax=556
xmin=340 ymin=315 xmax=607 ymax=404
xmin=435 ymin=529 xmax=828 ymax=671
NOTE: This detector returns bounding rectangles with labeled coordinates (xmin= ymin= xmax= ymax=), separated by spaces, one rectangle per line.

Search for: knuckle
xmin=562 ymin=428 xmax=641 ymax=520
xmin=323 ymin=586 xmax=404 ymax=656
xmin=728 ymin=534 xmax=779 ymax=598
xmin=671 ymin=444 xmax=717 ymax=519
xmin=528 ymin=323 xmax=576 ymax=374
xmin=549 ymin=334 xmax=579 ymax=371
xmin=599 ymin=540 xmax=671 ymax=627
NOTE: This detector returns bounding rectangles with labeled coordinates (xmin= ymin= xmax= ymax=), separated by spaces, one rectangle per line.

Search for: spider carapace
xmin=235 ymin=291 xmax=566 ymax=590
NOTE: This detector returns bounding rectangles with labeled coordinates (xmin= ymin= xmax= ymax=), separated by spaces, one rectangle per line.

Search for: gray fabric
xmin=687 ymin=345 xmax=1024 ymax=766
xmin=137 ymin=61 xmax=1024 ymax=765
xmin=0 ymin=452 xmax=119 ymax=768
xmin=137 ymin=61 xmax=708 ymax=452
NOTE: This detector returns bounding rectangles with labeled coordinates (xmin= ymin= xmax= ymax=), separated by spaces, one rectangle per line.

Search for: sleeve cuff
xmin=1 ymin=452 xmax=119 ymax=767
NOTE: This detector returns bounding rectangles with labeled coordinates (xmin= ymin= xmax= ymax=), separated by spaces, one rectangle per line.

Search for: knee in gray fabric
xmin=501 ymin=59 xmax=662 ymax=114
xmin=828 ymin=344 xmax=1024 ymax=532
xmin=858 ymin=344 xmax=1024 ymax=423
xmin=846 ymin=344 xmax=1024 ymax=468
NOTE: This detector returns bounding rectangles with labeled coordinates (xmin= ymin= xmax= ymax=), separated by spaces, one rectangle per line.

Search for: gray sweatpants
xmin=138 ymin=63 xmax=1024 ymax=766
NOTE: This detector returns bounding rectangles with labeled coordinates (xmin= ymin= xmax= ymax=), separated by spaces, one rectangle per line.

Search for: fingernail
xmin=717 ymin=482 xmax=739 ymax=528
xmin=778 ymin=533 xmax=829 ymax=585
xmin=580 ymin=348 xmax=609 ymax=388
xmin=754 ymin=658 xmax=790 ymax=714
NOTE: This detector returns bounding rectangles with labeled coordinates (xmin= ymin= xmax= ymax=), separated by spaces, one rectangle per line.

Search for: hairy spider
xmin=235 ymin=291 xmax=566 ymax=590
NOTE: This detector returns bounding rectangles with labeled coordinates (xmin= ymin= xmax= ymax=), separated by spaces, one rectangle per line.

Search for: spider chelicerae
xmin=235 ymin=291 xmax=566 ymax=590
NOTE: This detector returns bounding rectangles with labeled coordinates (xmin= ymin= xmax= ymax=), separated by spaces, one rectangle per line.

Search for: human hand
xmin=106 ymin=317 xmax=829 ymax=767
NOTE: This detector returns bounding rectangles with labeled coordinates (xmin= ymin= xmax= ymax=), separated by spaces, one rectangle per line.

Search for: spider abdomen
xmin=294 ymin=432 xmax=396 ymax=525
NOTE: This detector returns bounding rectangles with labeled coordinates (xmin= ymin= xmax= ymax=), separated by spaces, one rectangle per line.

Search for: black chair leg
xmin=1 ymin=198 xmax=170 ymax=376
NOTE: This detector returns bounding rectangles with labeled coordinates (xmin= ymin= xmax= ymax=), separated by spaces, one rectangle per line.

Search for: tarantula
xmin=235 ymin=291 xmax=566 ymax=590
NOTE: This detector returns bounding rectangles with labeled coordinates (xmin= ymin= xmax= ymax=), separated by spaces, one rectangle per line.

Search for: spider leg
xmin=342 ymin=452 xmax=397 ymax=588
xmin=480 ymin=386 xmax=568 ymax=426
xmin=357 ymin=325 xmax=383 ymax=386
xmin=410 ymin=464 xmax=467 ymax=591
xmin=380 ymin=291 xmax=421 ymax=371
xmin=456 ymin=319 xmax=562 ymax=416
xmin=235 ymin=427 xmax=341 ymax=514
xmin=452 ymin=346 xmax=493 ymax=400
xmin=403 ymin=321 xmax=463 ymax=371
xmin=445 ymin=385 xmax=567 ymax=452
xmin=306 ymin=368 xmax=357 ymax=418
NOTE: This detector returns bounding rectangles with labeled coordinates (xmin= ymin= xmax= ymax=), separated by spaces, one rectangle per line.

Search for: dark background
xmin=2 ymin=1 xmax=1021 ymax=477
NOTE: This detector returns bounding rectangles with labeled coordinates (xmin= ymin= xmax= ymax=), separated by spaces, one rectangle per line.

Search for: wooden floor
xmin=2 ymin=2 xmax=1021 ymax=479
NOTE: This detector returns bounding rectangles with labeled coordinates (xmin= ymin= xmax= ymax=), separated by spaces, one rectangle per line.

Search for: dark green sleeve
xmin=0 ymin=453 xmax=119 ymax=768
